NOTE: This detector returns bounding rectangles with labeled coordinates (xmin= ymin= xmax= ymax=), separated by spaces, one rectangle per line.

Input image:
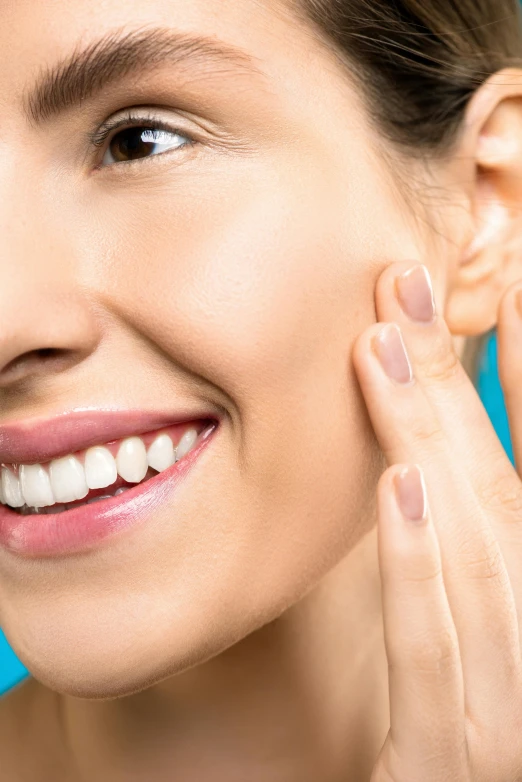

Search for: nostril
xmin=1 ymin=347 xmax=72 ymax=383
xmin=35 ymin=348 xmax=59 ymax=359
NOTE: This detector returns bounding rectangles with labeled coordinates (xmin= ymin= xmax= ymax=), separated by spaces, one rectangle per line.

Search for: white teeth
xmin=84 ymin=446 xmax=118 ymax=490
xmin=19 ymin=464 xmax=55 ymax=508
xmin=147 ymin=434 xmax=176 ymax=472
xmin=116 ymin=437 xmax=148 ymax=483
xmin=1 ymin=468 xmax=24 ymax=508
xmin=2 ymin=425 xmax=203 ymax=511
xmin=49 ymin=456 xmax=89 ymax=504
xmin=176 ymin=428 xmax=198 ymax=461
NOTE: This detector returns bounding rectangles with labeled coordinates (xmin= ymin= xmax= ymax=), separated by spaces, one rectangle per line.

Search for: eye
xmin=92 ymin=114 xmax=195 ymax=168
xmin=102 ymin=126 xmax=192 ymax=166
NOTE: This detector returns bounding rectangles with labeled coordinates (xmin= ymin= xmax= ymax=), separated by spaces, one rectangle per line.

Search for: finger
xmin=375 ymin=464 xmax=467 ymax=780
xmin=493 ymin=285 xmax=522 ymax=626
xmin=352 ymin=322 xmax=520 ymax=722
xmin=497 ymin=282 xmax=522 ymax=475
xmin=374 ymin=262 xmax=522 ymax=644
xmin=374 ymin=261 xmax=522 ymax=531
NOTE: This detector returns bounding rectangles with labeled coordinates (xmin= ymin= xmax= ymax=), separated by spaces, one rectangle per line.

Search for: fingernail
xmin=395 ymin=265 xmax=436 ymax=323
xmin=394 ymin=465 xmax=427 ymax=523
xmin=372 ymin=324 xmax=413 ymax=384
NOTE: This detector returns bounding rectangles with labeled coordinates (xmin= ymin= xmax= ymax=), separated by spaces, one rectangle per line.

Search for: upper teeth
xmin=0 ymin=427 xmax=199 ymax=510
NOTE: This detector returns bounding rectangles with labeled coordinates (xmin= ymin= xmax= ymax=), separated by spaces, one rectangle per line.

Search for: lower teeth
xmin=87 ymin=487 xmax=129 ymax=505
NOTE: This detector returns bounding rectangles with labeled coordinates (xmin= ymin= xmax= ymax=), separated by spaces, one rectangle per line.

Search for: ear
xmin=445 ymin=68 xmax=522 ymax=337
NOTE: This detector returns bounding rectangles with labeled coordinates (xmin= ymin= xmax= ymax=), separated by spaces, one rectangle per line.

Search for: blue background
xmin=0 ymin=330 xmax=514 ymax=696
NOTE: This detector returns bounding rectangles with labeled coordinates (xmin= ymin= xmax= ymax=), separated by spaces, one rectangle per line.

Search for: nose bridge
xmin=0 ymin=162 xmax=100 ymax=388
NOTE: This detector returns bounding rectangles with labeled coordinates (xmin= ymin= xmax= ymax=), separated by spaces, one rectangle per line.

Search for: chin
xmin=5 ymin=535 xmax=354 ymax=701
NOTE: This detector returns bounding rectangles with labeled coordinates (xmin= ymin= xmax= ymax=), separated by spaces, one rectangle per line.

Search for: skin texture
xmin=1 ymin=0 xmax=522 ymax=779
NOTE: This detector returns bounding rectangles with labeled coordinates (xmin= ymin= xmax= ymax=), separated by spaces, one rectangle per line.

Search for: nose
xmin=0 ymin=282 xmax=99 ymax=389
xmin=0 ymin=195 xmax=100 ymax=391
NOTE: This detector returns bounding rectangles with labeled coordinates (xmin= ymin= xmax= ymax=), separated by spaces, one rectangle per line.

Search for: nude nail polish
xmin=372 ymin=324 xmax=413 ymax=384
xmin=394 ymin=465 xmax=427 ymax=523
xmin=395 ymin=265 xmax=436 ymax=323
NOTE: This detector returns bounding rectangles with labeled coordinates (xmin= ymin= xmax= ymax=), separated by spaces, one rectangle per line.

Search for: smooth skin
xmin=2 ymin=1 xmax=522 ymax=780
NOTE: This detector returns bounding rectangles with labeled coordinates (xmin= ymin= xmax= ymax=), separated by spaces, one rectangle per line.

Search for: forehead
xmin=0 ymin=0 xmax=299 ymax=83
xmin=0 ymin=0 xmax=332 ymax=130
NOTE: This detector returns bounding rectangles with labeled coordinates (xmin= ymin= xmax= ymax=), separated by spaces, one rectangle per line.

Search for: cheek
xmin=85 ymin=156 xmax=387 ymax=404
xmin=85 ymin=161 xmax=385 ymax=555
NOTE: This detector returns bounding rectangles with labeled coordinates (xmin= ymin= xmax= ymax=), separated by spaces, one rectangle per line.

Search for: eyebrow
xmin=23 ymin=26 xmax=262 ymax=125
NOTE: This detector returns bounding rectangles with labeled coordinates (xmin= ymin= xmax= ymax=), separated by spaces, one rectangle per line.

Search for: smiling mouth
xmin=1 ymin=419 xmax=214 ymax=516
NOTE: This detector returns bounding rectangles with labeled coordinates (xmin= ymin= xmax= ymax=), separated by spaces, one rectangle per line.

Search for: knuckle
xmin=467 ymin=552 xmax=505 ymax=583
xmin=421 ymin=345 xmax=461 ymax=385
xmin=400 ymin=628 xmax=460 ymax=676
xmin=476 ymin=471 xmax=522 ymax=520
xmin=397 ymin=562 xmax=443 ymax=586
xmin=408 ymin=417 xmax=446 ymax=449
xmin=456 ymin=537 xmax=507 ymax=582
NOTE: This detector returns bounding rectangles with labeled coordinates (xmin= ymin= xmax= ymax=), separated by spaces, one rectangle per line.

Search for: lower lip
xmin=0 ymin=424 xmax=217 ymax=559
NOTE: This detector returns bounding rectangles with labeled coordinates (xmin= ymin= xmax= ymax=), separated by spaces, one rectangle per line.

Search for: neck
xmin=57 ymin=525 xmax=389 ymax=782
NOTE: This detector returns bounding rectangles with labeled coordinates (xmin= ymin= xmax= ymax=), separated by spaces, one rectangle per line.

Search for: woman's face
xmin=0 ymin=0 xmax=447 ymax=697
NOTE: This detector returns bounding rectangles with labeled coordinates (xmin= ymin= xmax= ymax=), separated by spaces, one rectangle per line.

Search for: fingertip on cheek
xmin=371 ymin=324 xmax=414 ymax=385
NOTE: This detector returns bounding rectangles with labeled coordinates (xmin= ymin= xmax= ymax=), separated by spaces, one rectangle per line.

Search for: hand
xmin=352 ymin=261 xmax=522 ymax=782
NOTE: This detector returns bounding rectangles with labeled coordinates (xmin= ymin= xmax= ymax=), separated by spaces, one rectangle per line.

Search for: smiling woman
xmin=1 ymin=1 xmax=522 ymax=781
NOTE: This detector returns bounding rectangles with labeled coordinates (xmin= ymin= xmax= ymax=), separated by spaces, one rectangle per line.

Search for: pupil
xmin=110 ymin=128 xmax=154 ymax=162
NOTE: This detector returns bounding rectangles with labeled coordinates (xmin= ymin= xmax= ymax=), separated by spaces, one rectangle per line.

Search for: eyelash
xmin=89 ymin=110 xmax=196 ymax=168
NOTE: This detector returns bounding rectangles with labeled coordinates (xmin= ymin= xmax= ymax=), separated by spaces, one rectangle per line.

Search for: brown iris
xmin=109 ymin=128 xmax=164 ymax=162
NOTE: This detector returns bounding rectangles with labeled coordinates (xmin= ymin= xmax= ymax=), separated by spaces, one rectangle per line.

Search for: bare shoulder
xmin=0 ymin=678 xmax=69 ymax=781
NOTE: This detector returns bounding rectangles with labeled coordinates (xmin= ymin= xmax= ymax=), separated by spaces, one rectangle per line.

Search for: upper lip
xmin=0 ymin=408 xmax=218 ymax=466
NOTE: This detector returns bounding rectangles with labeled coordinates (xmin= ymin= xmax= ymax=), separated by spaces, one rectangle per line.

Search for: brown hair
xmin=296 ymin=0 xmax=522 ymax=384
